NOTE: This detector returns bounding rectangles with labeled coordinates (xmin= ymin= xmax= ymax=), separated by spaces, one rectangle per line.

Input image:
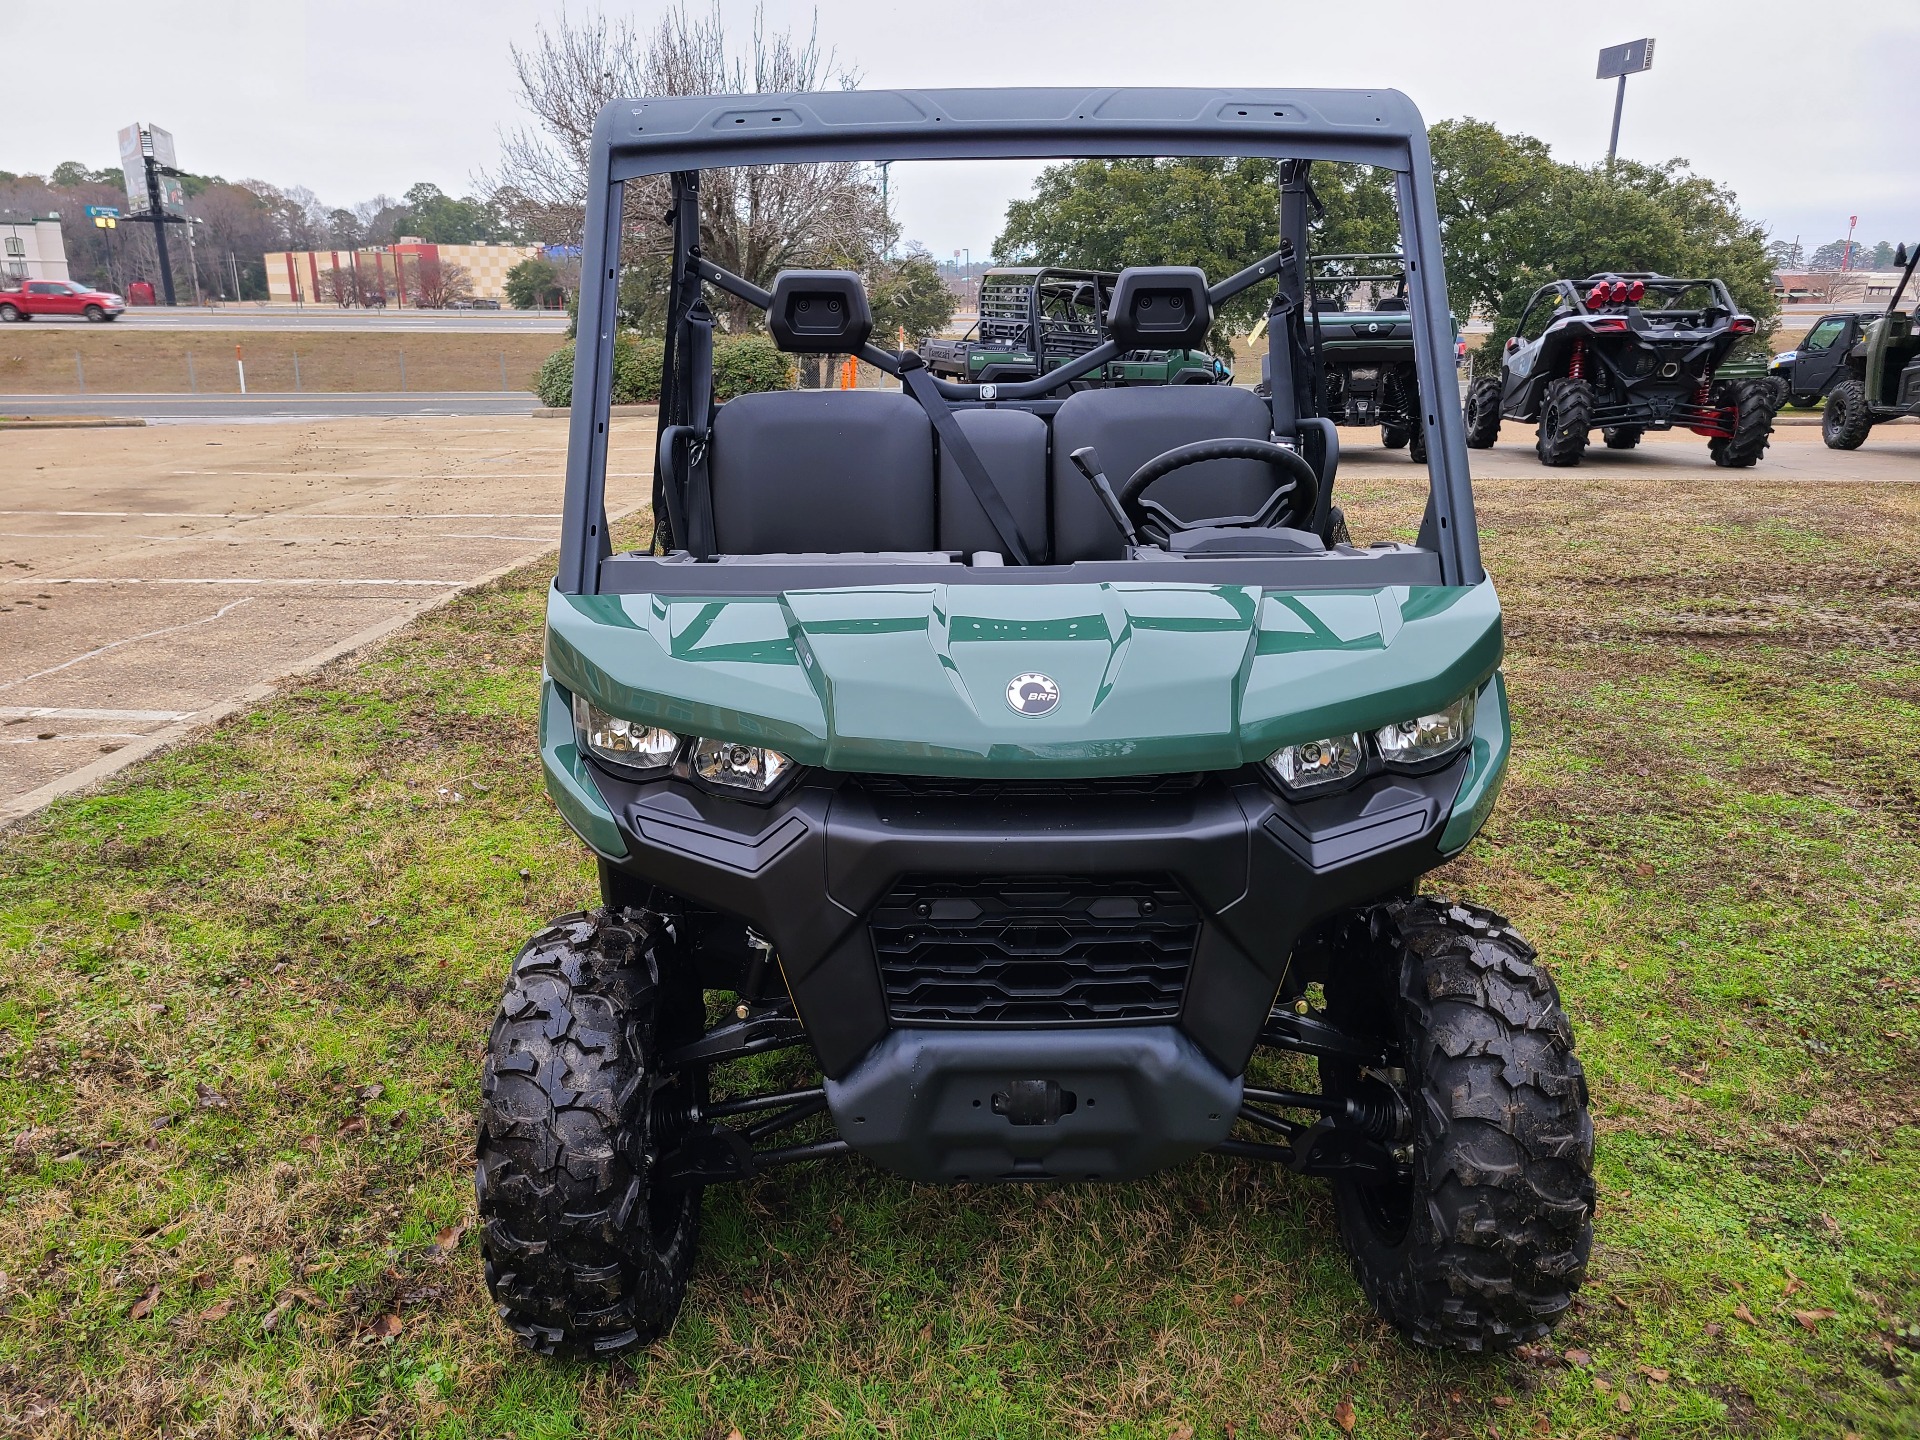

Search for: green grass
xmin=2 ymin=477 xmax=1917 ymax=1437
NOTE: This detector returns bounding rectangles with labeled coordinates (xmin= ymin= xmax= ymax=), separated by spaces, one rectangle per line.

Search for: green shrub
xmin=532 ymin=347 xmax=574 ymax=408
xmin=712 ymin=334 xmax=795 ymax=400
xmin=532 ymin=331 xmax=792 ymax=407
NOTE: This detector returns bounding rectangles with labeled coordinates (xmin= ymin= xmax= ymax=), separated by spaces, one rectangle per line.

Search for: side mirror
xmin=1504 ymin=337 xmax=1520 ymax=354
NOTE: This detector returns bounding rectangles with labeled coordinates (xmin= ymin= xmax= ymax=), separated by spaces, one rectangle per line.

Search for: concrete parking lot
xmin=2 ymin=412 xmax=1913 ymax=821
xmin=0 ymin=415 xmax=653 ymax=820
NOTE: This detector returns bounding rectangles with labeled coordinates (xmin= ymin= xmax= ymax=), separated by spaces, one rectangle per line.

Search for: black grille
xmin=854 ymin=773 xmax=1206 ymax=803
xmin=870 ymin=875 xmax=1198 ymax=1025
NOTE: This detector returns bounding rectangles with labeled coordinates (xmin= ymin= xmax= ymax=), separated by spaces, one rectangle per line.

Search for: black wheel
xmin=0 ymin=303 xmax=21 ymax=323
xmin=1321 ymin=898 xmax=1594 ymax=1352
xmin=1709 ymin=380 xmax=1774 ymax=468
xmin=477 ymin=908 xmax=706 ymax=1359
xmin=1379 ymin=424 xmax=1410 ymax=450
xmin=1407 ymin=424 xmax=1427 ymax=464
xmin=1462 ymin=377 xmax=1503 ymax=448
xmin=1324 ymin=505 xmax=1352 ymax=547
xmin=1534 ymin=377 xmax=1591 ymax=467
xmin=83 ymin=304 xmax=105 ymax=322
xmin=1601 ymin=426 xmax=1642 ymax=450
xmin=1822 ymin=379 xmax=1873 ymax=450
xmin=1788 ymin=394 xmax=1821 ymax=411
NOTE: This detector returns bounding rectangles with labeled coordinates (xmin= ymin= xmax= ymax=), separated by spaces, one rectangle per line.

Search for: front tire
xmin=1534 ymin=377 xmax=1592 ymax=466
xmin=477 ymin=908 xmax=706 ymax=1359
xmin=1407 ymin=423 xmax=1427 ymax=464
xmin=1380 ymin=424 xmax=1409 ymax=450
xmin=83 ymin=305 xmax=105 ymax=322
xmin=1601 ymin=426 xmax=1642 ymax=449
xmin=0 ymin=303 xmax=21 ymax=323
xmin=1323 ymin=898 xmax=1594 ymax=1351
xmin=1709 ymin=380 xmax=1774 ymax=468
xmin=1463 ymin=377 xmax=1503 ymax=448
xmin=1822 ymin=379 xmax=1873 ymax=450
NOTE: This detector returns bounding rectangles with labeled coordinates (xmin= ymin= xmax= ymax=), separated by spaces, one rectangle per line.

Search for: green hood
xmin=546 ymin=579 xmax=1502 ymax=776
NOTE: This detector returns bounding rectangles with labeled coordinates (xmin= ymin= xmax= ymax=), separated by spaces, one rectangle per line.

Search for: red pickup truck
xmin=0 ymin=279 xmax=125 ymax=322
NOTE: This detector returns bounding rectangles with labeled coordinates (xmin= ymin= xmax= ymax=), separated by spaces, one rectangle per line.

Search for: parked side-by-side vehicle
xmin=475 ymin=87 xmax=1594 ymax=1364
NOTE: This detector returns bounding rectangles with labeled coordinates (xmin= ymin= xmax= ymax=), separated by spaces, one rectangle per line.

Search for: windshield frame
xmin=559 ymin=87 xmax=1479 ymax=594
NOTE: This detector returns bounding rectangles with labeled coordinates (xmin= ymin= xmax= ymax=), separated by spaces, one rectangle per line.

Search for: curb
xmin=0 ymin=506 xmax=645 ymax=832
xmin=0 ymin=417 xmax=148 ymax=430
xmin=533 ymin=404 xmax=660 ymax=419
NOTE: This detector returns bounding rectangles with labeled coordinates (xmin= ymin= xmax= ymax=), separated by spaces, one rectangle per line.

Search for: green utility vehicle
xmin=479 ymin=88 xmax=1593 ymax=1363
xmin=1815 ymin=243 xmax=1920 ymax=448
xmin=1253 ymin=253 xmax=1460 ymax=460
xmin=924 ymin=266 xmax=1231 ymax=386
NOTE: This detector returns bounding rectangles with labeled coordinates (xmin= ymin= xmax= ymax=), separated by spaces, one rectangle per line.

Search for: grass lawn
xmin=1 ymin=474 xmax=1916 ymax=1438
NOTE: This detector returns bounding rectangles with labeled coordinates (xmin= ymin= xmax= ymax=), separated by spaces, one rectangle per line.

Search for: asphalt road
xmin=31 ymin=306 xmax=569 ymax=334
xmin=1 ymin=392 xmax=545 ymax=421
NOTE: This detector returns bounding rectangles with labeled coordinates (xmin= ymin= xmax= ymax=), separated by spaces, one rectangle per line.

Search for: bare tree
xmin=410 ymin=257 xmax=475 ymax=309
xmin=488 ymin=2 xmax=887 ymax=328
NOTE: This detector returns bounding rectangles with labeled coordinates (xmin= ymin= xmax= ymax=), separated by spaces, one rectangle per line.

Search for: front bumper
xmin=542 ymin=673 xmax=1510 ymax=1084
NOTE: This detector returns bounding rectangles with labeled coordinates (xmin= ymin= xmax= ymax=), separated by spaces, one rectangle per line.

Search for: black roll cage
xmin=557 ymin=87 xmax=1481 ymax=594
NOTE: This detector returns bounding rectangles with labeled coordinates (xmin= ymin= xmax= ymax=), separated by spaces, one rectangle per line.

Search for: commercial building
xmin=0 ymin=214 xmax=71 ymax=286
xmin=262 ymin=240 xmax=542 ymax=306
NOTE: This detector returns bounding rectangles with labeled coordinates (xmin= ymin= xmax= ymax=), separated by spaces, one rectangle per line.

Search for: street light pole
xmin=1606 ymin=74 xmax=1628 ymax=165
xmin=1596 ymin=38 xmax=1655 ymax=167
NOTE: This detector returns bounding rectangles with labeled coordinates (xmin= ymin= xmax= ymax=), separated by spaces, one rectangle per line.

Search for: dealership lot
xmin=1 ymin=413 xmax=1913 ymax=821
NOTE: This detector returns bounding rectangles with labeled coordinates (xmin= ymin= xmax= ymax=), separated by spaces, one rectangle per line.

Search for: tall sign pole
xmin=143 ymin=143 xmax=177 ymax=306
xmin=117 ymin=122 xmax=188 ymax=306
xmin=1842 ymin=215 xmax=1858 ymax=271
xmin=1597 ymin=38 xmax=1656 ymax=165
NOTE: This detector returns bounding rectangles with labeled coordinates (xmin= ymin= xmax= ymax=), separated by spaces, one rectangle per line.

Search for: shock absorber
xmin=1568 ymin=339 xmax=1587 ymax=382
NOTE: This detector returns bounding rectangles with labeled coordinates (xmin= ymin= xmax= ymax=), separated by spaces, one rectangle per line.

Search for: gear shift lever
xmin=1068 ymin=446 xmax=1141 ymax=546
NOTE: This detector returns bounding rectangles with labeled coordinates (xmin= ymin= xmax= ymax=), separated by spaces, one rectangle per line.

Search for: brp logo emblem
xmin=1006 ymin=673 xmax=1061 ymax=717
xmin=1366 ymin=322 xmax=1381 ymax=335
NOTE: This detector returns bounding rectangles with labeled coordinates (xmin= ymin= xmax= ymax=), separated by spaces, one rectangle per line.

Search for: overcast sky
xmin=9 ymin=0 xmax=1915 ymax=263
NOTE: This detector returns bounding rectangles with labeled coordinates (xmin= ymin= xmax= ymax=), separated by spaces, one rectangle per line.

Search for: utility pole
xmin=184 ymin=217 xmax=204 ymax=305
xmin=1842 ymin=215 xmax=1858 ymax=271
xmin=1596 ymin=38 xmax=1656 ymax=165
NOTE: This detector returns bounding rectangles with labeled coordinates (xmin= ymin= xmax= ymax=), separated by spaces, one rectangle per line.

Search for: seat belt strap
xmin=899 ymin=355 xmax=1036 ymax=565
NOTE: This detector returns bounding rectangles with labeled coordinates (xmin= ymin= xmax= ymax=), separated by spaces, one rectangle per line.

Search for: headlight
xmin=572 ymin=694 xmax=680 ymax=772
xmin=693 ymin=737 xmax=792 ymax=793
xmin=1374 ymin=689 xmax=1476 ymax=768
xmin=1263 ymin=732 xmax=1363 ymax=793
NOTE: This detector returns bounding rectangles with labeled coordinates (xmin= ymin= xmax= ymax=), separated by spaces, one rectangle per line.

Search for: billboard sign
xmin=117 ymin=122 xmax=186 ymax=216
xmin=1596 ymin=38 xmax=1655 ymax=80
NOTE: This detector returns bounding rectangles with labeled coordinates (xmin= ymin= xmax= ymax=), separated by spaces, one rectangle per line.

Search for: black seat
xmin=708 ymin=390 xmax=936 ymax=555
xmin=937 ymin=408 xmax=1050 ymax=560
xmin=1049 ymin=387 xmax=1276 ymax=561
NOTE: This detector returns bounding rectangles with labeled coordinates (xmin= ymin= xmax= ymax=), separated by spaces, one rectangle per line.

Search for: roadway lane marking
xmin=0 ymin=597 xmax=253 ymax=694
xmin=0 ymin=510 xmax=565 ymax=519
xmin=164 ymin=471 xmax=650 ymax=479
xmin=0 ymin=706 xmax=197 ymax=722
xmin=9 ymin=578 xmax=470 ymax=587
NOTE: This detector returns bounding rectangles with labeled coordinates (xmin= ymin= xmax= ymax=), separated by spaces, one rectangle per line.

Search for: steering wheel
xmin=1117 ymin=438 xmax=1320 ymax=539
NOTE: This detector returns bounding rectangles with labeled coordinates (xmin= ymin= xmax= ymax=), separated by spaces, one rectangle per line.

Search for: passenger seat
xmin=708 ymin=390 xmax=937 ymax=555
